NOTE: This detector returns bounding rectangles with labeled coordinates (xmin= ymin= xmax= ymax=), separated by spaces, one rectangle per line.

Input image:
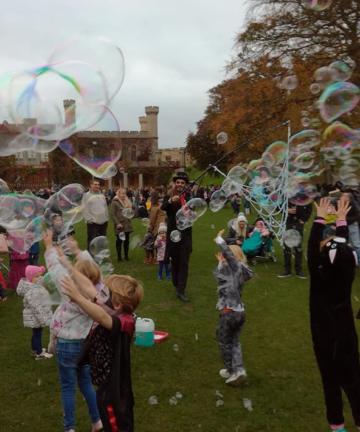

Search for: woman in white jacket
xmin=16 ymin=265 xmax=53 ymax=359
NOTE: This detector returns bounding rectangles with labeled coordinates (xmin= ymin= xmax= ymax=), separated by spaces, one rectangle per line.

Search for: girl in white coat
xmin=16 ymin=265 xmax=53 ymax=359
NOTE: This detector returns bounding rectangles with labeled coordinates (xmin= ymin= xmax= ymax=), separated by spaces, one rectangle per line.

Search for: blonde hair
xmin=74 ymin=259 xmax=101 ymax=285
xmin=229 ymin=245 xmax=247 ymax=264
xmin=105 ymin=274 xmax=143 ymax=314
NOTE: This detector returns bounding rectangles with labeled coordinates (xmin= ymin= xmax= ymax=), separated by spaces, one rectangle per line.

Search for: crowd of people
xmin=0 ymin=174 xmax=360 ymax=432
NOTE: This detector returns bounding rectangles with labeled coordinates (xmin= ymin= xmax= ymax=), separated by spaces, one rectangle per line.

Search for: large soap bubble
xmin=59 ymin=106 xmax=121 ymax=178
xmin=89 ymin=236 xmax=111 ymax=261
xmin=47 ymin=35 xmax=125 ymax=104
xmin=305 ymin=0 xmax=333 ymax=11
xmin=318 ymin=82 xmax=360 ymax=123
xmin=209 ymin=189 xmax=227 ymax=212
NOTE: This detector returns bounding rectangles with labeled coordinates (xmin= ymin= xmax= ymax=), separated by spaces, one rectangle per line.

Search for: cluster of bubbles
xmin=206 ymin=60 xmax=359 ymax=244
xmin=0 ymin=36 xmax=125 ymax=178
xmin=0 ymin=178 xmax=136 ymax=254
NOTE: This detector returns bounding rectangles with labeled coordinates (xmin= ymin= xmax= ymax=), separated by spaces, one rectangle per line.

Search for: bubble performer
xmin=307 ymin=196 xmax=360 ymax=432
xmin=161 ymin=171 xmax=193 ymax=302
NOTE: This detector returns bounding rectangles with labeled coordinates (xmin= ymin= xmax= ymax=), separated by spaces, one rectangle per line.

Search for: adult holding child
xmin=110 ymin=188 xmax=133 ymax=262
xmin=161 ymin=171 xmax=192 ymax=303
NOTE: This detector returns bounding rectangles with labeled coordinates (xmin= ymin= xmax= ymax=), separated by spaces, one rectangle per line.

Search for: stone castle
xmin=0 ymin=100 xmax=190 ymax=189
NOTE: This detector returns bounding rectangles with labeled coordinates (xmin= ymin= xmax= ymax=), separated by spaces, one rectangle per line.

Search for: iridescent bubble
xmin=221 ymin=178 xmax=242 ymax=197
xmin=314 ymin=66 xmax=336 ymax=87
xmin=57 ymin=184 xmax=85 ymax=211
xmin=6 ymin=229 xmax=29 ymax=253
xmin=318 ymin=82 xmax=360 ymax=123
xmin=283 ymin=229 xmax=302 ymax=248
xmin=184 ymin=198 xmax=207 ymax=219
xmin=323 ymin=121 xmax=360 ymax=149
xmin=310 ymin=83 xmax=321 ymax=95
xmin=89 ymin=236 xmax=110 ymax=259
xmin=216 ymin=132 xmax=228 ymax=145
xmin=227 ymin=165 xmax=247 ymax=183
xmin=24 ymin=215 xmax=44 ymax=246
xmin=7 ymin=62 xmax=108 ymax=141
xmin=170 ymin=230 xmax=181 ymax=243
xmin=59 ymin=106 xmax=121 ymax=178
xmin=209 ymin=189 xmax=227 ymax=212
xmin=47 ymin=35 xmax=125 ymax=104
xmin=292 ymin=151 xmax=316 ymax=170
xmin=288 ymin=180 xmax=319 ymax=206
xmin=122 ymin=208 xmax=135 ymax=219
xmin=281 ymin=75 xmax=298 ymax=91
xmin=263 ymin=141 xmax=287 ymax=164
xmin=289 ymin=129 xmax=321 ymax=149
xmin=329 ymin=60 xmax=353 ymax=82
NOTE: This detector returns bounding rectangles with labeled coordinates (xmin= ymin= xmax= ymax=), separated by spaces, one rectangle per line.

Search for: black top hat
xmin=173 ymin=171 xmax=189 ymax=183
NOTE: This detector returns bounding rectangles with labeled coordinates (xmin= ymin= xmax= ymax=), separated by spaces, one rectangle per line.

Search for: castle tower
xmin=63 ymin=99 xmax=76 ymax=127
xmin=139 ymin=115 xmax=148 ymax=132
xmin=145 ymin=106 xmax=159 ymax=138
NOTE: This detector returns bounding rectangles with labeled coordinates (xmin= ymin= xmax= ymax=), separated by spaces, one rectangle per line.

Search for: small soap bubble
xmin=169 ymin=396 xmax=178 ymax=406
xmin=216 ymin=131 xmax=228 ymax=145
xmin=37 ymin=378 xmax=42 ymax=386
xmin=210 ymin=224 xmax=215 ymax=229
xmin=215 ymin=390 xmax=224 ymax=399
xmin=194 ymin=333 xmax=199 ymax=341
xmin=173 ymin=344 xmax=179 ymax=352
xmin=170 ymin=230 xmax=181 ymax=243
xmin=148 ymin=395 xmax=158 ymax=405
xmin=243 ymin=398 xmax=253 ymax=411
xmin=175 ymin=392 xmax=183 ymax=400
xmin=216 ymin=399 xmax=224 ymax=407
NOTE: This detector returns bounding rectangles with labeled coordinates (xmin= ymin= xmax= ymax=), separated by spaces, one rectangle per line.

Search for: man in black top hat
xmin=161 ymin=171 xmax=192 ymax=302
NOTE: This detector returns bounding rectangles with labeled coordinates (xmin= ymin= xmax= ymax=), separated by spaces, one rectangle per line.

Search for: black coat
xmin=161 ymin=194 xmax=192 ymax=259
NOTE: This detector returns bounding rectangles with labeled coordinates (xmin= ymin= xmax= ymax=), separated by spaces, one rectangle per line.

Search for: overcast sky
xmin=0 ymin=0 xmax=248 ymax=148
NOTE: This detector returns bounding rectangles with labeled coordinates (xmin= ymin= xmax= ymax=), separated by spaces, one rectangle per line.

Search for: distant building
xmin=0 ymin=101 xmax=187 ymax=189
xmin=156 ymin=147 xmax=191 ymax=169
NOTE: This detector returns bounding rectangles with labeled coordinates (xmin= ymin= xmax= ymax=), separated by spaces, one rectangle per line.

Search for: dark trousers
xmin=96 ymin=384 xmax=133 ymax=432
xmin=116 ymin=232 xmax=130 ymax=260
xmin=312 ymin=309 xmax=360 ymax=426
xmin=170 ymin=251 xmax=191 ymax=296
xmin=216 ymin=311 xmax=245 ymax=374
xmin=87 ymin=223 xmax=108 ymax=250
xmin=32 ymin=327 xmax=43 ymax=354
xmin=158 ymin=261 xmax=170 ymax=279
xmin=283 ymin=227 xmax=303 ymax=273
xmin=29 ymin=253 xmax=39 ymax=265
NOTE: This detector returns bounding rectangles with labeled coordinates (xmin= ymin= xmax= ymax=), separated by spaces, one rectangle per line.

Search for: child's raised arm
xmin=61 ymin=276 xmax=113 ymax=330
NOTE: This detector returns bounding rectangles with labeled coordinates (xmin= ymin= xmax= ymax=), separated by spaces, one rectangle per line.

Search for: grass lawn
xmin=1 ymin=206 xmax=360 ymax=431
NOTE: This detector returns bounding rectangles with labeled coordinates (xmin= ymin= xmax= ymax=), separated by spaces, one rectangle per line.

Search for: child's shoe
xmin=225 ymin=369 xmax=247 ymax=386
xmin=219 ymin=369 xmax=231 ymax=379
xmin=91 ymin=419 xmax=104 ymax=432
xmin=35 ymin=348 xmax=53 ymax=360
